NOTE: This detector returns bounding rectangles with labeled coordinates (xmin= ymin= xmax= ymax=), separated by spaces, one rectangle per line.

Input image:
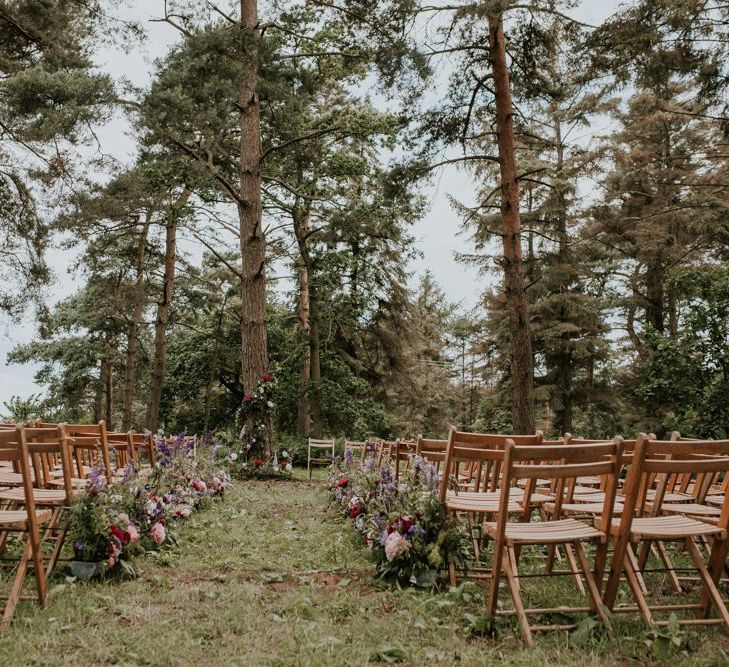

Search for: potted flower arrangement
xmin=68 ymin=465 xmax=141 ymax=579
xmin=326 ymin=455 xmax=470 ymax=588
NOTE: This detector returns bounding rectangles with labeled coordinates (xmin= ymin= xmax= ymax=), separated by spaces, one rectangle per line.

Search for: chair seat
xmin=644 ymin=490 xmax=693 ymax=503
xmin=309 ymin=458 xmax=331 ymax=464
xmin=51 ymin=465 xmax=91 ymax=479
xmin=47 ymin=477 xmax=88 ymax=488
xmin=575 ymin=475 xmax=602 ymax=487
xmin=705 ymin=495 xmax=724 ymax=508
xmin=661 ymin=503 xmax=720 ymax=517
xmin=610 ymin=515 xmax=726 ymax=540
xmin=0 ymin=488 xmax=78 ymax=504
xmin=545 ymin=501 xmax=623 ymax=516
xmin=446 ymin=495 xmax=523 ymax=514
xmin=446 ymin=488 xmax=522 ymax=501
xmin=0 ymin=472 xmax=35 ymax=486
xmin=0 ymin=509 xmax=53 ymax=528
xmin=483 ymin=518 xmax=605 ymax=545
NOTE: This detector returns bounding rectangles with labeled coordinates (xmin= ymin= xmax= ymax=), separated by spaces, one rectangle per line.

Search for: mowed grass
xmin=1 ymin=475 xmax=729 ymax=666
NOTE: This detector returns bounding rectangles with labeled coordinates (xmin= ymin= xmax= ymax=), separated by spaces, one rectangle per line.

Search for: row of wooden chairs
xmin=0 ymin=421 xmax=157 ymax=627
xmin=408 ymin=429 xmax=729 ymax=644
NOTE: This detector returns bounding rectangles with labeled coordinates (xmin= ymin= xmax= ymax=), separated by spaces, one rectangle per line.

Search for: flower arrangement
xmin=327 ymin=454 xmax=470 ymax=588
xmin=68 ymin=432 xmax=231 ymax=580
xmin=237 ymin=373 xmax=276 ymax=460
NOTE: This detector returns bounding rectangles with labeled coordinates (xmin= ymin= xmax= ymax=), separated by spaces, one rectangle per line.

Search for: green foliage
xmin=633 ymin=267 xmax=729 ymax=437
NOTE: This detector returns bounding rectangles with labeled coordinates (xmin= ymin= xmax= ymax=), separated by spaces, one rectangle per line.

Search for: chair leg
xmin=574 ymin=540 xmax=613 ymax=637
xmin=507 ymin=546 xmax=520 ymax=591
xmin=691 ymin=536 xmax=729 ymax=631
xmin=485 ymin=544 xmax=505 ymax=617
xmin=655 ymin=540 xmax=682 ymax=593
xmin=45 ymin=520 xmax=68 ymax=579
xmin=624 ymin=543 xmax=654 ymax=627
xmin=0 ymin=538 xmax=33 ymax=629
xmin=503 ymin=549 xmax=533 ymax=646
xmin=564 ymin=543 xmax=585 ymax=595
xmin=307 ymin=459 xmax=312 ymax=479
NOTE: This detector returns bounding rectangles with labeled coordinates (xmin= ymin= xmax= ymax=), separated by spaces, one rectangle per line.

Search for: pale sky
xmin=0 ymin=0 xmax=621 ymax=412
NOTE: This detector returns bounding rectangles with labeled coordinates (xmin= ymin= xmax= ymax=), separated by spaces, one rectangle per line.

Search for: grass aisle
xmin=1 ymin=478 xmax=729 ymax=665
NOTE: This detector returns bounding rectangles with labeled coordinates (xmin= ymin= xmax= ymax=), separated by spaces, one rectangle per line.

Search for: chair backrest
xmin=417 ymin=438 xmax=447 ymax=468
xmin=620 ymin=435 xmax=729 ymax=527
xmin=499 ymin=439 xmax=624 ymax=533
xmin=61 ymin=421 xmax=112 ymax=483
xmin=345 ymin=440 xmax=367 ymax=462
xmin=309 ymin=438 xmax=335 ymax=454
xmin=24 ymin=425 xmax=74 ymax=503
xmin=131 ymin=432 xmax=156 ymax=467
xmin=0 ymin=427 xmax=40 ymax=523
xmin=439 ymin=428 xmax=544 ymax=502
xmin=624 ymin=434 xmax=729 ymax=530
xmin=107 ymin=431 xmax=134 ymax=468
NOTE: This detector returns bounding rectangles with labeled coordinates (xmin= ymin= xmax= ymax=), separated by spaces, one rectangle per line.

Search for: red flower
xmin=110 ymin=525 xmax=130 ymax=545
xmin=349 ymin=506 xmax=362 ymax=519
xmin=336 ymin=478 xmax=349 ymax=488
xmin=261 ymin=373 xmax=273 ymax=382
xmin=243 ymin=394 xmax=253 ymax=403
xmin=254 ymin=459 xmax=263 ymax=467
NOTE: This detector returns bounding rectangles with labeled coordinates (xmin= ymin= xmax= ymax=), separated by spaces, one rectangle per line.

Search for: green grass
xmin=1 ymin=475 xmax=729 ymax=665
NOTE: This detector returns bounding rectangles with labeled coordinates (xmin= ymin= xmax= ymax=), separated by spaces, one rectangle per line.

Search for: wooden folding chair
xmin=0 ymin=426 xmax=77 ymax=579
xmin=0 ymin=426 xmax=53 ymax=627
xmin=393 ymin=439 xmax=417 ymax=481
xmin=437 ymin=429 xmax=543 ymax=582
xmin=603 ymin=435 xmax=729 ymax=632
xmin=344 ymin=440 xmax=367 ymax=462
xmin=107 ymin=431 xmax=135 ymax=473
xmin=307 ymin=438 xmax=335 ymax=479
xmin=416 ymin=437 xmax=447 ymax=472
xmin=49 ymin=422 xmax=112 ymax=487
xmin=484 ymin=439 xmax=624 ymax=645
xmin=132 ymin=431 xmax=157 ymax=468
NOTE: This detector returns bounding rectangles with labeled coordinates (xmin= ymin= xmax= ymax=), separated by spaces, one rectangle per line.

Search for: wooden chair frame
xmin=603 ymin=435 xmax=729 ymax=633
xmin=307 ymin=438 xmax=335 ymax=479
xmin=485 ymin=439 xmax=624 ymax=645
xmin=0 ymin=426 xmax=51 ymax=627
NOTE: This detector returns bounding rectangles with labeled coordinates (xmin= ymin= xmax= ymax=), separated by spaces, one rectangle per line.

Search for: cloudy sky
xmin=0 ymin=0 xmax=621 ymax=411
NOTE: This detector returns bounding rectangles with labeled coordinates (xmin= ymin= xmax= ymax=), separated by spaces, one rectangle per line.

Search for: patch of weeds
xmin=643 ymin=614 xmax=688 ymax=659
xmin=370 ymin=645 xmax=408 ymax=663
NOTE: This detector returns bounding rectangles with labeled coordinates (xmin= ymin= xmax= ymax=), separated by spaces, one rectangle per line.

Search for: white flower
xmin=281 ymin=450 xmax=289 ymax=459
xmin=285 ymin=463 xmax=292 ymax=471
xmin=267 ymin=401 xmax=274 ymax=408
xmin=230 ymin=453 xmax=238 ymax=461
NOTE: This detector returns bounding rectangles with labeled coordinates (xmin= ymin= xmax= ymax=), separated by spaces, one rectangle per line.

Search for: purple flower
xmin=89 ymin=463 xmax=107 ymax=495
xmin=74 ymin=538 xmax=85 ymax=559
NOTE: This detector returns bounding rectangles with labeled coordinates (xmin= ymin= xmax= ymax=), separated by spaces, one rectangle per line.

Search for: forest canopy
xmin=2 ymin=0 xmax=729 ymax=447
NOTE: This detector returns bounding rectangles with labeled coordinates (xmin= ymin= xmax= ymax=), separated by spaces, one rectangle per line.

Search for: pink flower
xmin=149 ymin=522 xmax=166 ymax=545
xmin=261 ymin=373 xmax=273 ymax=382
xmin=244 ymin=394 xmax=253 ymax=403
xmin=384 ymin=532 xmax=410 ymax=562
xmin=127 ymin=524 xmax=139 ymax=544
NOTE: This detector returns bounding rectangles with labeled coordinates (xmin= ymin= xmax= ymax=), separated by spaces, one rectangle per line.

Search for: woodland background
xmin=2 ymin=0 xmax=729 ymax=444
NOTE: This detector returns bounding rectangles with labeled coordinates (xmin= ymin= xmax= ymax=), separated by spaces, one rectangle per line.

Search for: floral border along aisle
xmin=327 ymin=450 xmax=470 ymax=588
xmin=69 ymin=432 xmax=231 ymax=579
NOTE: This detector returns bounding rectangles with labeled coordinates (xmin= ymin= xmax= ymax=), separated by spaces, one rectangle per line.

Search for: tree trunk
xmin=146 ymin=191 xmax=190 ymax=431
xmin=297 ymin=242 xmax=311 ymax=436
xmin=239 ymin=0 xmax=270 ymax=456
xmin=203 ymin=293 xmax=228 ymax=433
xmin=645 ymin=258 xmax=665 ymax=333
xmin=121 ymin=212 xmax=151 ymax=431
xmin=488 ymin=13 xmax=534 ymax=434
xmin=309 ymin=291 xmax=323 ymax=438
xmin=102 ymin=358 xmax=113 ymax=428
